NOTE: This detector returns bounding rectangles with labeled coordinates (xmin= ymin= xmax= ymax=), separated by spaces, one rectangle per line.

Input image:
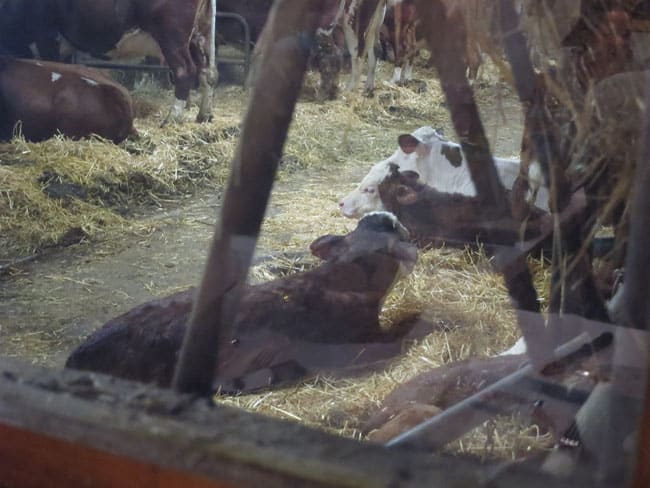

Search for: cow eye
xmin=364 ymin=187 xmax=376 ymax=194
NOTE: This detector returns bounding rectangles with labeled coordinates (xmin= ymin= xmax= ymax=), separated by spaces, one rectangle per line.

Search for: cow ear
xmin=396 ymin=185 xmax=418 ymax=206
xmin=398 ymin=134 xmax=420 ymax=154
xmin=441 ymin=144 xmax=463 ymax=167
xmin=309 ymin=234 xmax=346 ymax=260
xmin=400 ymin=170 xmax=421 ymax=186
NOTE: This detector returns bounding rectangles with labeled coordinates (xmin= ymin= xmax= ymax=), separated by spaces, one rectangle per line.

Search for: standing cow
xmin=56 ymin=0 xmax=216 ymax=123
xmin=249 ymin=0 xmax=388 ymax=98
xmin=0 ymin=0 xmax=60 ymax=60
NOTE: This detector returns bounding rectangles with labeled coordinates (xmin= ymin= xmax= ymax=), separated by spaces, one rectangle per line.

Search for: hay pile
xmin=1 ymin=58 xmax=552 ymax=459
xmin=0 ymin=81 xmax=244 ymax=261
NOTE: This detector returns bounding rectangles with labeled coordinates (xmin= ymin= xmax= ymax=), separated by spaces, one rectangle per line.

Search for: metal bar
xmin=171 ymin=0 xmax=325 ymax=395
xmin=214 ymin=11 xmax=252 ymax=77
xmin=77 ymin=56 xmax=246 ymax=73
xmin=73 ymin=11 xmax=251 ymax=75
xmin=386 ymin=332 xmax=612 ymax=450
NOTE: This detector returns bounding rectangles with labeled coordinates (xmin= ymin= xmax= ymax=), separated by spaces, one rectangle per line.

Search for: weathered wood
xmin=172 ymin=0 xmax=327 ymax=394
xmin=0 ymin=423 xmax=226 ymax=488
xmin=0 ymin=357 xmax=583 ymax=487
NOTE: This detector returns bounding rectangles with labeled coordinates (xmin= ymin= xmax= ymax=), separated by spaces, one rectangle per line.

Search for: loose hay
xmin=0 ymin=82 xmax=246 ymax=261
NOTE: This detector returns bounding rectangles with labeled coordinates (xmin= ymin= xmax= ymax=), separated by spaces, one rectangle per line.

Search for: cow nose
xmin=339 ymin=201 xmax=344 ymax=208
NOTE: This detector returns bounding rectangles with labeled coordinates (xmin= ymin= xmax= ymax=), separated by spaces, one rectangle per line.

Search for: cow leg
xmin=364 ymin=40 xmax=378 ymax=95
xmin=363 ymin=1 xmax=387 ymax=95
xmin=157 ymin=44 xmax=197 ymax=124
xmin=191 ymin=33 xmax=215 ymax=123
xmin=404 ymin=58 xmax=414 ymax=81
xmin=150 ymin=15 xmax=200 ymax=125
xmin=343 ymin=21 xmax=361 ymax=91
xmin=391 ymin=66 xmax=402 ymax=83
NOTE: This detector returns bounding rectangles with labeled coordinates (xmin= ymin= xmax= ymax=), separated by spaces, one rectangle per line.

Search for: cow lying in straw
xmin=0 ymin=56 xmax=136 ymax=143
xmin=339 ymin=126 xmax=548 ymax=219
xmin=66 ymin=212 xmax=420 ymax=393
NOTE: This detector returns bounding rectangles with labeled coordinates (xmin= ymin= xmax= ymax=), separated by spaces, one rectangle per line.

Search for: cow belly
xmin=57 ymin=0 xmax=136 ymax=53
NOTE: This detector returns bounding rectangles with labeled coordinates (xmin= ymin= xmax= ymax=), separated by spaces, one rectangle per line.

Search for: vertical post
xmin=172 ymin=0 xmax=326 ymax=395
xmin=627 ymin=72 xmax=650 ymax=487
xmin=414 ymin=0 xmax=508 ymax=212
xmin=210 ymin=0 xmax=217 ymax=75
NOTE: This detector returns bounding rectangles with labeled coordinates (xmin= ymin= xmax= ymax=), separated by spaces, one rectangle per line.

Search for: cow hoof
xmin=196 ymin=112 xmax=213 ymax=123
xmin=363 ymin=88 xmax=375 ymax=98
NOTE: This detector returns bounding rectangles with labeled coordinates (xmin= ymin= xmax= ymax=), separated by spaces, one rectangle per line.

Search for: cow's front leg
xmin=404 ymin=58 xmax=414 ymax=81
xmin=343 ymin=22 xmax=360 ymax=91
xmin=364 ymin=41 xmax=377 ymax=95
xmin=160 ymin=55 xmax=195 ymax=126
xmin=193 ymin=33 xmax=216 ymax=123
xmin=391 ymin=66 xmax=403 ymax=83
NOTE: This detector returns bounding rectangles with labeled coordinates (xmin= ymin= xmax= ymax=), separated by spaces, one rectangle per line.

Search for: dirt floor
xmin=0 ymin=59 xmax=544 ymax=457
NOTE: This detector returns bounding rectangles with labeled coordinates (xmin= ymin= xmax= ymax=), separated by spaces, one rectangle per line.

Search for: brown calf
xmin=377 ymin=164 xmax=548 ymax=251
xmin=65 ymin=212 xmax=418 ymax=392
xmin=0 ymin=56 xmax=135 ymax=143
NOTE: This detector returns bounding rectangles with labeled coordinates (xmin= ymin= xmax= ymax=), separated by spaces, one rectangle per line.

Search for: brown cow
xmin=65 ymin=212 xmax=419 ymax=392
xmin=381 ymin=0 xmax=424 ymax=83
xmin=0 ymin=56 xmax=135 ymax=143
xmin=55 ymin=0 xmax=215 ymax=123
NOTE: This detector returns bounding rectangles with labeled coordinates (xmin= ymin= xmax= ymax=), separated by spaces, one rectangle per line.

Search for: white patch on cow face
xmin=339 ymin=146 xmax=421 ymax=219
xmin=51 ymin=72 xmax=62 ymax=82
xmin=81 ymin=77 xmax=99 ymax=86
xmin=339 ymin=164 xmax=387 ymax=218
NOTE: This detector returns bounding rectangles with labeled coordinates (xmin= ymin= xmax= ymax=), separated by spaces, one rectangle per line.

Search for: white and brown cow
xmin=337 ymin=0 xmax=391 ymax=93
xmin=339 ymin=126 xmax=548 ymax=219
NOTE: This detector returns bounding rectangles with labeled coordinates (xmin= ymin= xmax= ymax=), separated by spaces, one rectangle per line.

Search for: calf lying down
xmin=377 ymin=164 xmax=550 ymax=252
xmin=66 ymin=212 xmax=419 ymax=393
xmin=339 ymin=126 xmax=548 ymax=219
xmin=363 ymin=352 xmax=599 ymax=446
xmin=0 ymin=56 xmax=136 ymax=143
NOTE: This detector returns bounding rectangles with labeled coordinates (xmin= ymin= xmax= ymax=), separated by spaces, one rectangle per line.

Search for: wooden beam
xmin=0 ymin=357 xmax=580 ymax=487
xmin=0 ymin=423 xmax=228 ymax=488
xmin=172 ymin=0 xmax=328 ymax=395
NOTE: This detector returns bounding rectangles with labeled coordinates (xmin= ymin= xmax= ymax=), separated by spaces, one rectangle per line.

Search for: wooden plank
xmin=0 ymin=357 xmax=582 ymax=487
xmin=0 ymin=423 xmax=227 ymax=488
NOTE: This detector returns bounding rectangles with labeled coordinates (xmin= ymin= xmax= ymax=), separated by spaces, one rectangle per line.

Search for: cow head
xmin=339 ymin=126 xmax=443 ymax=219
xmin=311 ymin=210 xmax=416 ymax=279
xmin=377 ymin=163 xmax=425 ymax=211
